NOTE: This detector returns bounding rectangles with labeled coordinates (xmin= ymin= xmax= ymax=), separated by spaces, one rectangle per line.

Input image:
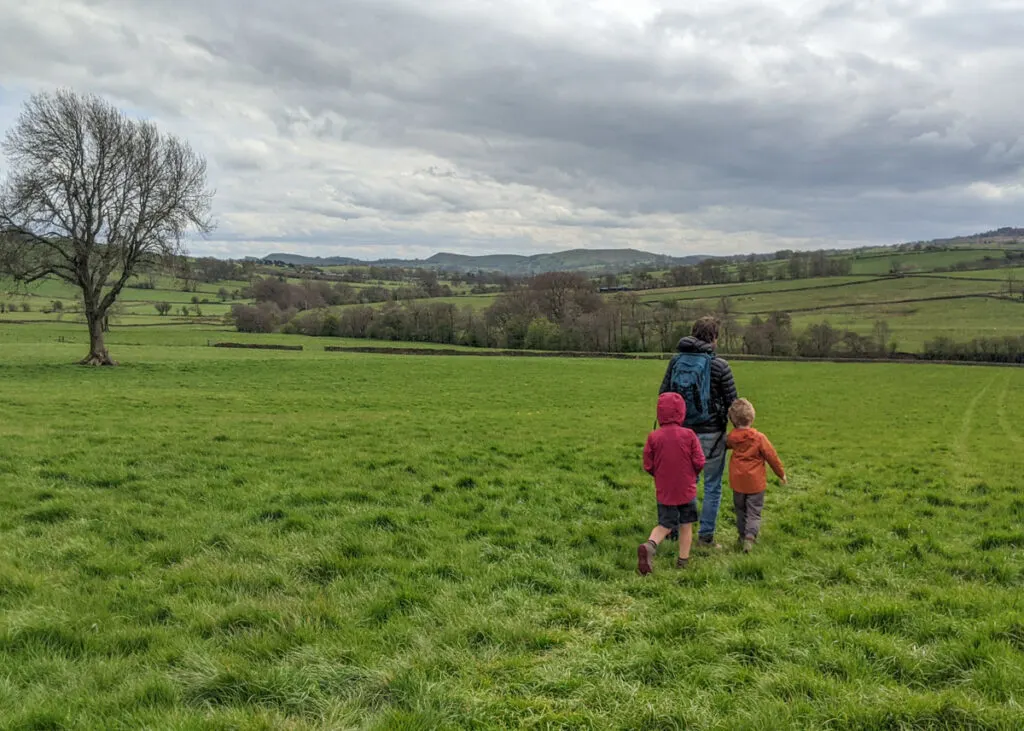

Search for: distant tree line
xmin=230 ymin=273 xmax=468 ymax=333
xmin=260 ymin=261 xmax=517 ymax=293
xmin=922 ymin=336 xmax=1024 ymax=364
xmin=227 ymin=270 xmax=1024 ymax=363
xmin=228 ymin=271 xmax=907 ymax=358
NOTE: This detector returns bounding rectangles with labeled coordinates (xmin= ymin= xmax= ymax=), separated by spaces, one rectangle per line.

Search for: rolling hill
xmin=262 ymin=248 xmax=708 ymax=274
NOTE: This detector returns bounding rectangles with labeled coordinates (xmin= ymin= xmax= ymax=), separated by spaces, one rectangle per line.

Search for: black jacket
xmin=658 ymin=336 xmax=738 ymax=433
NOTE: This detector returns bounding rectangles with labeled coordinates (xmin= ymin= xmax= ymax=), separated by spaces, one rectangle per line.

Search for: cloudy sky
xmin=1 ymin=0 xmax=1023 ymax=259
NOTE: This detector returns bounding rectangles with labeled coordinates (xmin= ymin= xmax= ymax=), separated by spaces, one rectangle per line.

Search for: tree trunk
xmin=81 ymin=310 xmax=116 ymax=366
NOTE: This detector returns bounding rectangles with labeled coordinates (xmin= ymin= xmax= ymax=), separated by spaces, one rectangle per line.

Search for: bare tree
xmin=652 ymin=300 xmax=678 ymax=352
xmin=0 ymin=89 xmax=213 ymax=364
xmin=622 ymin=293 xmax=651 ymax=351
xmin=715 ymin=297 xmax=741 ymax=353
xmin=872 ymin=320 xmax=892 ymax=357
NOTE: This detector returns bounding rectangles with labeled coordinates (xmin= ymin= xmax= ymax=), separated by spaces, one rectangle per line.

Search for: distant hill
xmin=901 ymin=227 xmax=1024 ymax=248
xmin=263 ymin=248 xmax=709 ymax=274
xmin=262 ymin=228 xmax=1024 ymax=275
xmin=262 ymin=254 xmax=362 ymax=267
xmin=424 ymin=249 xmax=707 ymax=274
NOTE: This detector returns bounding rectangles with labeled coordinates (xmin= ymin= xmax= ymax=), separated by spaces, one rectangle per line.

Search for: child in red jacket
xmin=637 ymin=392 xmax=706 ymax=574
xmin=726 ymin=398 xmax=786 ymax=553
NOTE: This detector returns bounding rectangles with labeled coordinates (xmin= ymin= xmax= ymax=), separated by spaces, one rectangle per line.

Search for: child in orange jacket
xmin=725 ymin=399 xmax=786 ymax=553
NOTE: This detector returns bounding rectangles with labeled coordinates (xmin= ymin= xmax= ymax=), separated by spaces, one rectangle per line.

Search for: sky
xmin=1 ymin=0 xmax=1023 ymax=260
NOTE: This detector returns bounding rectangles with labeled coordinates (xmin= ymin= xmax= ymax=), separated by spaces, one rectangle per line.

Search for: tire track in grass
xmin=952 ymin=375 xmax=997 ymax=490
xmin=995 ymin=374 xmax=1023 ymax=447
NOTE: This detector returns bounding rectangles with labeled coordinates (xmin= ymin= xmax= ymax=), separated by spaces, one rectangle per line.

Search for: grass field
xmin=2 ymin=325 xmax=1024 ymax=728
xmin=786 ymin=297 xmax=1024 ymax=351
xmin=0 ymin=275 xmax=250 ymax=328
xmin=0 ymin=322 xmax=485 ymax=352
xmin=845 ymin=249 xmax=1014 ymax=275
xmin=7 ymin=265 xmax=1023 ymax=355
xmin=637 ymin=274 xmax=1023 ymax=351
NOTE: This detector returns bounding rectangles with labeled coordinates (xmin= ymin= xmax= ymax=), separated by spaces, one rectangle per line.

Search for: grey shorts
xmin=658 ymin=500 xmax=699 ymax=529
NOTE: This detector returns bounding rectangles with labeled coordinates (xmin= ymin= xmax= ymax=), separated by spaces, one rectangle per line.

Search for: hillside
xmin=263 ymin=248 xmax=708 ymax=274
xmin=261 ymin=227 xmax=1024 ymax=276
xmin=425 ymin=248 xmax=707 ymax=274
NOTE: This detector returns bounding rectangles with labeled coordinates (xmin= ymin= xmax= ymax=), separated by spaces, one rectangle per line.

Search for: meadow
xmin=7 ymin=254 xmax=1023 ymax=355
xmin=1 ymin=324 xmax=1024 ymax=729
xmin=845 ymin=249 xmax=1011 ymax=275
xmin=638 ymin=274 xmax=1023 ymax=351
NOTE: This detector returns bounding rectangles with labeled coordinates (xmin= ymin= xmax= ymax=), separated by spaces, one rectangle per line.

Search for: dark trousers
xmin=733 ymin=491 xmax=765 ymax=539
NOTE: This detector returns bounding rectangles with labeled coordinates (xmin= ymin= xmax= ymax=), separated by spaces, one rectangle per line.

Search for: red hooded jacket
xmin=644 ymin=392 xmax=706 ymax=505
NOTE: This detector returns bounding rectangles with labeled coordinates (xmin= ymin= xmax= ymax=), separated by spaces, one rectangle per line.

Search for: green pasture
xmin=785 ymin=297 xmax=1023 ymax=351
xmin=1 ymin=332 xmax=1023 ymax=728
xmin=846 ymin=248 xmax=1016 ymax=275
xmin=634 ymin=277 xmax=875 ymax=304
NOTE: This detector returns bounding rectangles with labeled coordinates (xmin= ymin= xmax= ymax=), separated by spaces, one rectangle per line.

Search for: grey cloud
xmin=208 ymin=2 xmax=1018 ymax=198
xmin=2 ymin=0 xmax=1023 ymax=255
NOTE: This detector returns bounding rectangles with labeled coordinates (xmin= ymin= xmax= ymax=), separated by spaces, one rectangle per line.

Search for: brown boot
xmin=637 ymin=540 xmax=656 ymax=575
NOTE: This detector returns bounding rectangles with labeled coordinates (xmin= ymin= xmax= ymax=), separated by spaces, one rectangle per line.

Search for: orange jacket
xmin=726 ymin=428 xmax=785 ymax=494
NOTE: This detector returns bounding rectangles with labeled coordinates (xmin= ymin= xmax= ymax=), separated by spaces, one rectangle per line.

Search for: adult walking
xmin=659 ymin=316 xmax=738 ymax=549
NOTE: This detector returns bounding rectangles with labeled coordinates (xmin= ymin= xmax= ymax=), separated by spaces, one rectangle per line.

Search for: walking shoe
xmin=676 ymin=557 xmax=689 ymax=569
xmin=637 ymin=541 xmax=656 ymax=575
xmin=742 ymin=538 xmax=754 ymax=553
xmin=697 ymin=536 xmax=722 ymax=551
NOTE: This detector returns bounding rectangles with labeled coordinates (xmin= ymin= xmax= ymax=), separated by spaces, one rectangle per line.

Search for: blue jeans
xmin=697 ymin=431 xmax=727 ymax=540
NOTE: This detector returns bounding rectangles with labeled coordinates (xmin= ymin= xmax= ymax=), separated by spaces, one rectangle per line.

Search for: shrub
xmin=231 ymin=302 xmax=285 ymax=334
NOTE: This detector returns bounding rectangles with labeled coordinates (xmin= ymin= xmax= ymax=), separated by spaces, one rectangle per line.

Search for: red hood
xmin=657 ymin=392 xmax=686 ymax=426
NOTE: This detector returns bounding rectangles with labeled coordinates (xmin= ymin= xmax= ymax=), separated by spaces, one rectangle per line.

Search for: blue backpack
xmin=668 ymin=352 xmax=715 ymax=429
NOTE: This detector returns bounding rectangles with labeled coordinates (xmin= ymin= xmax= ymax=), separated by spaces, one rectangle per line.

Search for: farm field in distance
xmin=5 ymin=237 xmax=1023 ymax=354
xmin=1 ymin=323 xmax=1024 ymax=728
xmin=636 ymin=274 xmax=1023 ymax=351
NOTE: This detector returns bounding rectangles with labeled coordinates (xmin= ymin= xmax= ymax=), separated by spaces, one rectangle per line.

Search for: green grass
xmin=787 ymin=297 xmax=1024 ymax=351
xmin=1 ymin=326 xmax=1024 ymax=728
xmin=846 ymin=248 xmax=1016 ymax=275
xmin=0 ymin=321 xmax=485 ymax=351
xmin=937 ymin=268 xmax=1024 ymax=282
xmin=651 ymin=275 xmax=1000 ymax=313
xmin=1 ymin=275 xmax=254 ymax=331
xmin=640 ymin=274 xmax=1023 ymax=351
xmin=636 ymin=276 xmax=876 ymax=304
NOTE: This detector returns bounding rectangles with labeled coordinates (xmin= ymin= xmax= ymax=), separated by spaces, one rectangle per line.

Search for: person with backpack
xmin=658 ymin=316 xmax=738 ymax=549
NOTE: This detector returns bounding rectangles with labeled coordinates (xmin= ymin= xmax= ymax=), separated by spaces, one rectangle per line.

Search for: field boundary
xmin=213 ymin=342 xmax=304 ymax=351
xmin=323 ymin=345 xmax=660 ymax=359
xmin=643 ymin=276 xmax=897 ymax=303
xmin=740 ymin=291 xmax=1018 ymax=315
xmin=321 ymin=345 xmax=1024 ymax=368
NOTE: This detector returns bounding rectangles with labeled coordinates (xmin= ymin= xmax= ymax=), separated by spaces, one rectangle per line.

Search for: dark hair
xmin=691 ymin=316 xmax=720 ymax=343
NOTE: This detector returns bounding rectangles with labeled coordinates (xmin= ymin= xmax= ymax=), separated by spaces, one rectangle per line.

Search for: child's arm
xmin=760 ymin=434 xmax=786 ymax=484
xmin=643 ymin=435 xmax=656 ymax=475
xmin=690 ymin=432 xmax=706 ymax=474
